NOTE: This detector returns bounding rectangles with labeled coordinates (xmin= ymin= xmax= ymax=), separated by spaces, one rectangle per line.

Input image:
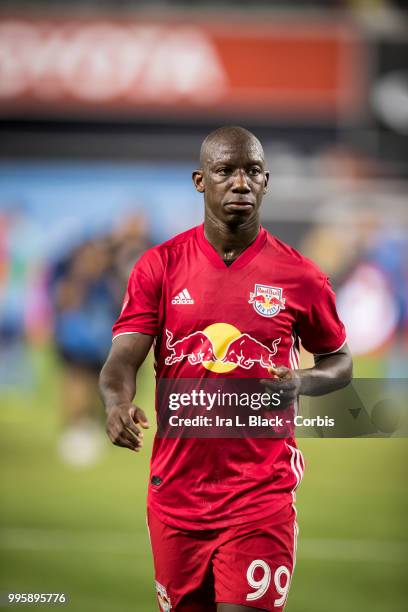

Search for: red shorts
xmin=147 ymin=502 xmax=298 ymax=611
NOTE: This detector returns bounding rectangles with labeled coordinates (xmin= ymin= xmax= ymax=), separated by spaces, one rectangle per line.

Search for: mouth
xmin=224 ymin=201 xmax=254 ymax=212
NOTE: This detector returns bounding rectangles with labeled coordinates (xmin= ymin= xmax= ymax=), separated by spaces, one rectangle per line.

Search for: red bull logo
xmin=155 ymin=581 xmax=172 ymax=612
xmin=248 ymin=284 xmax=286 ymax=318
xmin=165 ymin=330 xmax=217 ymax=366
xmin=165 ymin=323 xmax=281 ymax=372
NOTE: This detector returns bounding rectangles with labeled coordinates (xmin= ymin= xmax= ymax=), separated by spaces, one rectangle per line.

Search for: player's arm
xmin=99 ymin=333 xmax=154 ymax=452
xmin=262 ymin=343 xmax=353 ymax=408
xmin=302 ymin=342 xmax=353 ymax=395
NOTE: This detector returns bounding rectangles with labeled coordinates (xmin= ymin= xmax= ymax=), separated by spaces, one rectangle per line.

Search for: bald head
xmin=199 ymin=126 xmax=264 ymax=169
xmin=192 ymin=125 xmax=269 ymax=225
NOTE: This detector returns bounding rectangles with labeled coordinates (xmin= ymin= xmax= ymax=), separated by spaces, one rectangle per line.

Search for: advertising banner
xmin=0 ymin=18 xmax=363 ymax=119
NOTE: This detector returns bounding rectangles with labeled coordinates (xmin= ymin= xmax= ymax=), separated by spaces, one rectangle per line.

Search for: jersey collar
xmin=196 ymin=223 xmax=267 ymax=270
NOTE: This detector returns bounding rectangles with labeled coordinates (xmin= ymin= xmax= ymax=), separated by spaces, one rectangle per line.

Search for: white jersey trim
xmin=112 ymin=331 xmax=142 ymax=341
xmin=313 ymin=338 xmax=347 ymax=356
xmin=289 ymin=332 xmax=300 ymax=415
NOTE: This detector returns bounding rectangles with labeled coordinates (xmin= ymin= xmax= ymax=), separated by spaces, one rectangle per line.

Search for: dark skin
xmin=99 ymin=127 xmax=353 ymax=612
xmin=193 ymin=127 xmax=269 ymax=263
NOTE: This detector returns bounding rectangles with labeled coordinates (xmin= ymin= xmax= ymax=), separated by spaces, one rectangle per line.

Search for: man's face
xmin=193 ymin=137 xmax=269 ymax=224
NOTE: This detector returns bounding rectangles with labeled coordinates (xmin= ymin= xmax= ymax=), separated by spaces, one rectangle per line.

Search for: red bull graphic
xmin=248 ymin=284 xmax=286 ymax=318
xmin=155 ymin=581 xmax=172 ymax=612
xmin=164 ymin=324 xmax=281 ymax=372
xmin=165 ymin=329 xmax=217 ymax=365
xmin=221 ymin=334 xmax=281 ymax=369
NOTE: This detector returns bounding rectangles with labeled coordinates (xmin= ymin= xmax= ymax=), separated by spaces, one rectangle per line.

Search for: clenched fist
xmin=106 ymin=404 xmax=149 ymax=452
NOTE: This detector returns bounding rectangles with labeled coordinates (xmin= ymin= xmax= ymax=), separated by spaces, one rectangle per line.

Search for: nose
xmin=231 ymin=169 xmax=250 ymax=193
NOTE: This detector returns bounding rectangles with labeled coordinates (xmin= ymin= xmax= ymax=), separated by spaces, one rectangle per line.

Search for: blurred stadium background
xmin=0 ymin=1 xmax=407 ymax=610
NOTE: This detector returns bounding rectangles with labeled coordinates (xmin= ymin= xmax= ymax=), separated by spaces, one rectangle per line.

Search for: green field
xmin=0 ymin=350 xmax=407 ymax=611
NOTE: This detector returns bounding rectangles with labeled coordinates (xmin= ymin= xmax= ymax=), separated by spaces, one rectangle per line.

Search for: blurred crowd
xmin=0 ymin=212 xmax=151 ymax=464
xmin=51 ymin=215 xmax=151 ymax=464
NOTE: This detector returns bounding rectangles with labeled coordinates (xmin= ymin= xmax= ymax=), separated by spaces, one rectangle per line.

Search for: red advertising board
xmin=0 ymin=18 xmax=363 ymax=119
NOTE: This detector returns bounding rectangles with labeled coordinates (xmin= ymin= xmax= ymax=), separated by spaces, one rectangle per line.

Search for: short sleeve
xmin=296 ymin=276 xmax=346 ymax=355
xmin=112 ymin=250 xmax=162 ymax=339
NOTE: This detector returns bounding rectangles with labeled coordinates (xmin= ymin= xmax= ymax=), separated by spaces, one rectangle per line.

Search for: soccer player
xmin=99 ymin=126 xmax=353 ymax=611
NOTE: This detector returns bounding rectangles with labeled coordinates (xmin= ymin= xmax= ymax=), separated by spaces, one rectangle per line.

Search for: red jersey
xmin=112 ymin=224 xmax=346 ymax=530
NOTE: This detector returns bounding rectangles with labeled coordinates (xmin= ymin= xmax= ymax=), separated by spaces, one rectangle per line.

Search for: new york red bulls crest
xmin=248 ymin=284 xmax=286 ymax=318
xmin=155 ymin=581 xmax=172 ymax=611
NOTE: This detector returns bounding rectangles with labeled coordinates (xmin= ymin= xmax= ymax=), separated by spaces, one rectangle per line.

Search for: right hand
xmin=106 ymin=404 xmax=150 ymax=452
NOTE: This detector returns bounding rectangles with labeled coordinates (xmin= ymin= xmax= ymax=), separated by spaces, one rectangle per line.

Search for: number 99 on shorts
xmin=246 ymin=560 xmax=291 ymax=608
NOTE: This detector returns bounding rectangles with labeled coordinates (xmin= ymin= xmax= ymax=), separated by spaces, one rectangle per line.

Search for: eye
xmin=217 ymin=167 xmax=231 ymax=175
xmin=248 ymin=167 xmax=262 ymax=176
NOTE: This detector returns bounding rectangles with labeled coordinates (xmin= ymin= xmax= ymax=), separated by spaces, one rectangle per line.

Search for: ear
xmin=192 ymin=170 xmax=205 ymax=193
xmin=263 ymin=171 xmax=269 ymax=194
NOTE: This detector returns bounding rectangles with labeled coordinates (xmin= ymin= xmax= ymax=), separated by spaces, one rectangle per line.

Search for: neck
xmin=203 ymin=211 xmax=260 ymax=261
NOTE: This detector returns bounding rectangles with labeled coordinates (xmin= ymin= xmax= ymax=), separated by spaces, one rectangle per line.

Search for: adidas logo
xmin=171 ymin=288 xmax=194 ymax=304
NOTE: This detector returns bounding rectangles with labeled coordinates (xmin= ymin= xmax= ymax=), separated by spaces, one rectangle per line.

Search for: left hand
xmin=260 ymin=366 xmax=302 ymax=410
